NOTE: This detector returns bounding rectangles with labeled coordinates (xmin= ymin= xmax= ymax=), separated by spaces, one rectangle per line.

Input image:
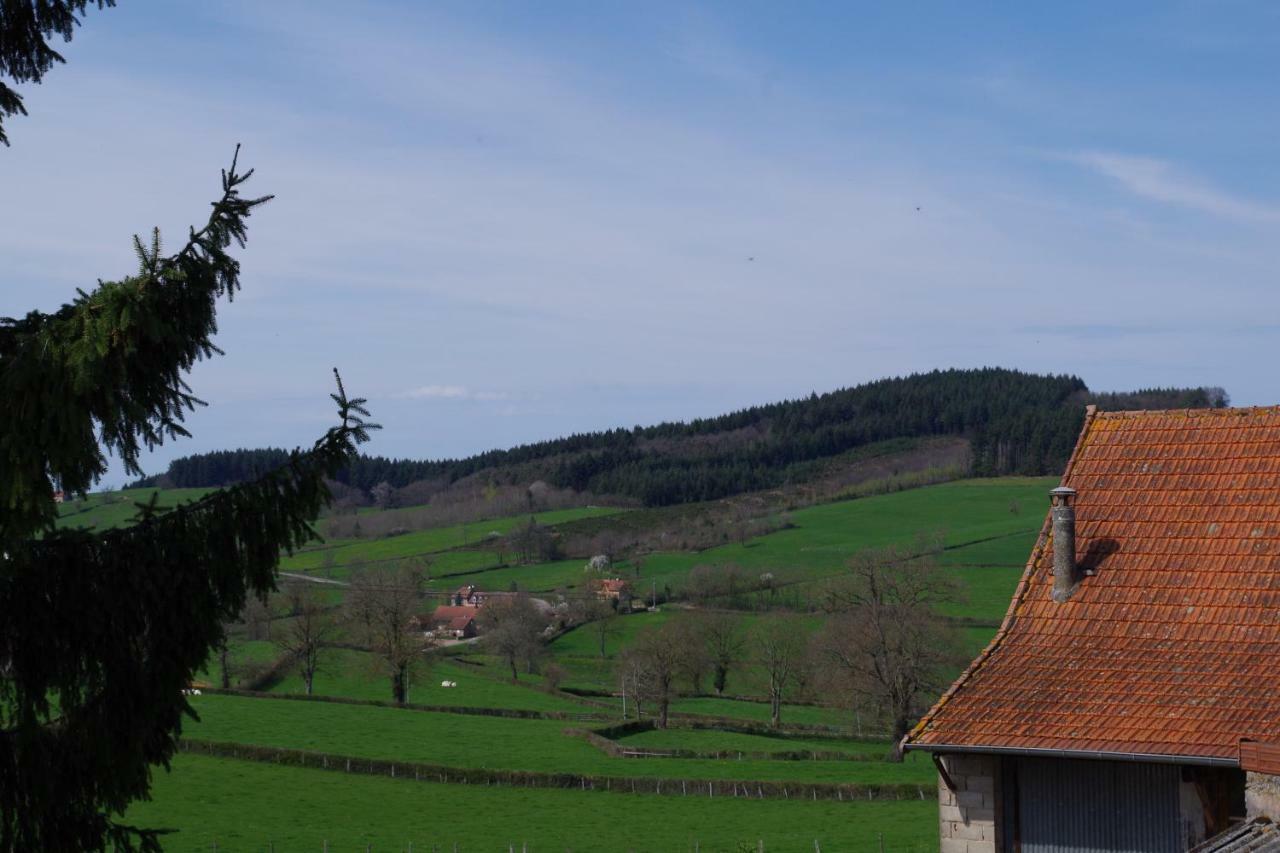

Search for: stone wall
xmin=936 ymin=755 xmax=999 ymax=853
xmin=1246 ymin=771 xmax=1280 ymax=821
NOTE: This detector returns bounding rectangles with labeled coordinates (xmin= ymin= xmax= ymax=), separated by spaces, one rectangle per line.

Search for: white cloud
xmin=395 ymin=385 xmax=508 ymax=402
xmin=1066 ymin=151 xmax=1280 ymax=225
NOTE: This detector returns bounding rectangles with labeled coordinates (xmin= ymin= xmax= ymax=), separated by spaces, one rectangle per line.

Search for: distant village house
xmin=418 ymin=605 xmax=477 ymax=640
xmin=451 ymin=584 xmax=486 ymax=608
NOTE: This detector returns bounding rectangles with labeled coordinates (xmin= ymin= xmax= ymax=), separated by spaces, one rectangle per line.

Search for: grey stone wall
xmin=937 ymin=755 xmax=999 ymax=853
xmin=1246 ymin=771 xmax=1280 ymax=821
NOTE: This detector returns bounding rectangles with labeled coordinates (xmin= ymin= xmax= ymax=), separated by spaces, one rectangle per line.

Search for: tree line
xmin=614 ymin=535 xmax=963 ymax=758
xmin=132 ymin=370 xmax=1227 ymax=507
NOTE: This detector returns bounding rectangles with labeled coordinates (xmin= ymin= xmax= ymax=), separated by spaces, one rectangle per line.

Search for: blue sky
xmin=4 ymin=1 xmax=1279 ymax=486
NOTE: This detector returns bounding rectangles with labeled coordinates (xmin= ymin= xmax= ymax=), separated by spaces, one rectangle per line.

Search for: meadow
xmin=98 ymin=475 xmax=1055 ymax=848
xmin=127 ymin=754 xmax=939 ymax=852
xmin=183 ymin=693 xmax=938 ymax=786
xmin=55 ymin=487 xmax=215 ymax=531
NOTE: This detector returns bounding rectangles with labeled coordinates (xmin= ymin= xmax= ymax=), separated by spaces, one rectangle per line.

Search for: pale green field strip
xmin=184 ymin=694 xmax=937 ymax=785
xmin=429 ymin=478 xmax=1046 ymax=619
xmin=282 ymin=478 xmax=1051 ymax=617
xmin=668 ymin=697 xmax=852 ymax=730
xmin=128 ymin=754 xmax=940 ymax=851
xmin=613 ymin=728 xmax=896 ymax=758
xmin=270 ymin=650 xmax=600 ymax=714
xmin=55 ymin=487 xmax=216 ymax=531
xmin=281 ymin=506 xmax=623 ymax=572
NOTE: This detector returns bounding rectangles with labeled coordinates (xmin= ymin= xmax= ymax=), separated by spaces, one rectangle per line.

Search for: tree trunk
xmin=509 ymin=657 xmax=519 ymax=681
xmin=392 ymin=665 xmax=408 ymax=704
xmin=304 ymin=669 xmax=314 ymax=696
xmin=218 ymin=644 xmax=231 ymax=689
xmin=887 ymin=712 xmax=911 ymax=762
xmin=770 ymin=693 xmax=781 ymax=728
xmin=658 ymin=697 xmax=669 ymax=729
xmin=714 ymin=665 xmax=728 ymax=695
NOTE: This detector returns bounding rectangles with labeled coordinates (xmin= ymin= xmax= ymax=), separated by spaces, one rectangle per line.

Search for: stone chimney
xmin=1050 ymin=486 xmax=1077 ymax=602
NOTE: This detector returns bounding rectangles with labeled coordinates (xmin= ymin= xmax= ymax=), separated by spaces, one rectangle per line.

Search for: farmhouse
xmin=451 ymin=584 xmax=486 ymax=607
xmin=595 ymin=578 xmax=631 ymax=601
xmin=420 ymin=605 xmax=478 ymax=639
xmin=905 ymin=406 xmax=1280 ymax=852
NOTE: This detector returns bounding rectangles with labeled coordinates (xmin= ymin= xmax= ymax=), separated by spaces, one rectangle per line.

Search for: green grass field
xmin=270 ymin=650 xmax=596 ymax=714
xmin=451 ymin=478 xmax=1048 ymax=620
xmin=98 ymin=476 xmax=1055 ymax=844
xmin=128 ymin=754 xmax=939 ymax=851
xmin=667 ymin=697 xmax=850 ymax=730
xmin=193 ymin=639 xmax=279 ymax=688
xmin=613 ymin=728 xmax=894 ymax=758
xmin=281 ymin=506 xmax=624 ymax=575
xmin=184 ymin=694 xmax=937 ymax=786
xmin=55 ymin=487 xmax=216 ymax=531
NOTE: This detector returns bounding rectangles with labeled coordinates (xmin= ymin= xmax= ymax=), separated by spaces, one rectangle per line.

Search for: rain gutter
xmin=905 ymin=742 xmax=1239 ymax=768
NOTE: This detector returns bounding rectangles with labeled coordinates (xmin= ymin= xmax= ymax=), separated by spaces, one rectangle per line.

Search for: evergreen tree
xmin=0 ymin=152 xmax=376 ymax=850
xmin=0 ymin=1 xmax=116 ymax=146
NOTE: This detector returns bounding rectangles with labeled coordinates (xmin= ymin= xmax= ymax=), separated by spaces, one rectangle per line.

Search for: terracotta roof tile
xmin=907 ymin=406 xmax=1280 ymax=761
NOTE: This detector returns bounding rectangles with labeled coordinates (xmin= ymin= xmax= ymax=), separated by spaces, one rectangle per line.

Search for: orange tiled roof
xmin=907 ymin=405 xmax=1280 ymax=762
xmin=430 ymin=605 xmax=476 ymax=622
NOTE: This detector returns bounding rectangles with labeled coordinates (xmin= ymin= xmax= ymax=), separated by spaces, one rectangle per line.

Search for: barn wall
xmin=937 ymin=755 xmax=999 ymax=853
xmin=1246 ymin=771 xmax=1280 ymax=821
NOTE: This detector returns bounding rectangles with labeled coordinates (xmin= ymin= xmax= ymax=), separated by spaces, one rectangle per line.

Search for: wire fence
xmin=179 ymin=738 xmax=936 ymax=803
xmin=204 ymin=836 xmax=941 ymax=852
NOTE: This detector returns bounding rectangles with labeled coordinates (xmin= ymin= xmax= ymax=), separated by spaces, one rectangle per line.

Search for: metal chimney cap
xmin=1050 ymin=487 xmax=1077 ymax=497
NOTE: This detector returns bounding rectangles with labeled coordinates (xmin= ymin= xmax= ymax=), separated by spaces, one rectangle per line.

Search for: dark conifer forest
xmin=131 ymin=368 xmax=1226 ymax=507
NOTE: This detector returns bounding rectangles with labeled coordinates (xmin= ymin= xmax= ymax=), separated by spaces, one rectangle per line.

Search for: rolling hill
xmin=129 ymin=367 xmax=1224 ymax=509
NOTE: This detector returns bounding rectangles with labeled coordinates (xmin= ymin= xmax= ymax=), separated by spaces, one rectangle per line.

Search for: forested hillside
xmin=131 ymin=368 xmax=1225 ymax=506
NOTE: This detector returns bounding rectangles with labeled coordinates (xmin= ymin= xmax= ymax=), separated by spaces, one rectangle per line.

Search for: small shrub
xmin=543 ymin=663 xmax=566 ymax=692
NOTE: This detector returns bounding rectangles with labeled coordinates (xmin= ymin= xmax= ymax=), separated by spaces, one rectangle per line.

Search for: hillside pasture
xmin=281 ymin=505 xmax=623 ymax=574
xmin=270 ymin=649 xmax=596 ymax=714
xmin=55 ymin=487 xmax=216 ymax=531
xmin=183 ymin=693 xmax=937 ymax=786
xmin=128 ymin=754 xmax=939 ymax=851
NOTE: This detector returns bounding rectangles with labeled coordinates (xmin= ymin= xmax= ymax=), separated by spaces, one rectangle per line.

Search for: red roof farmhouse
xmin=904 ymin=406 xmax=1280 ymax=851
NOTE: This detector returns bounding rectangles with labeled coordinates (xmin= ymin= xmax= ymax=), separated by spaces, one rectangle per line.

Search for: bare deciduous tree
xmin=508 ymin=518 xmax=559 ymax=565
xmin=571 ymin=595 xmax=620 ymax=659
xmin=752 ymin=615 xmax=807 ymax=728
xmin=670 ymin=616 xmax=712 ymax=694
xmin=346 ymin=564 xmax=428 ymax=704
xmin=701 ymin=612 xmax=745 ymax=696
xmin=812 ymin=536 xmax=962 ymax=759
xmin=216 ymin=636 xmax=232 ymax=689
xmin=620 ymin=620 xmax=689 ymax=727
xmin=480 ymin=593 xmax=547 ymax=680
xmin=242 ymin=592 xmax=274 ymax=641
xmin=617 ymin=649 xmax=649 ymax=720
xmin=542 ymin=662 xmax=566 ymax=693
xmin=279 ymin=583 xmax=336 ymax=696
xmin=370 ymin=480 xmax=395 ymax=509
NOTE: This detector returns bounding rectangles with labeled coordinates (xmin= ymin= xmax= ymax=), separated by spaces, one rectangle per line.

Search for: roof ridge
xmin=903 ymin=404 xmax=1100 ymax=749
xmin=1094 ymin=405 xmax=1280 ymax=419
